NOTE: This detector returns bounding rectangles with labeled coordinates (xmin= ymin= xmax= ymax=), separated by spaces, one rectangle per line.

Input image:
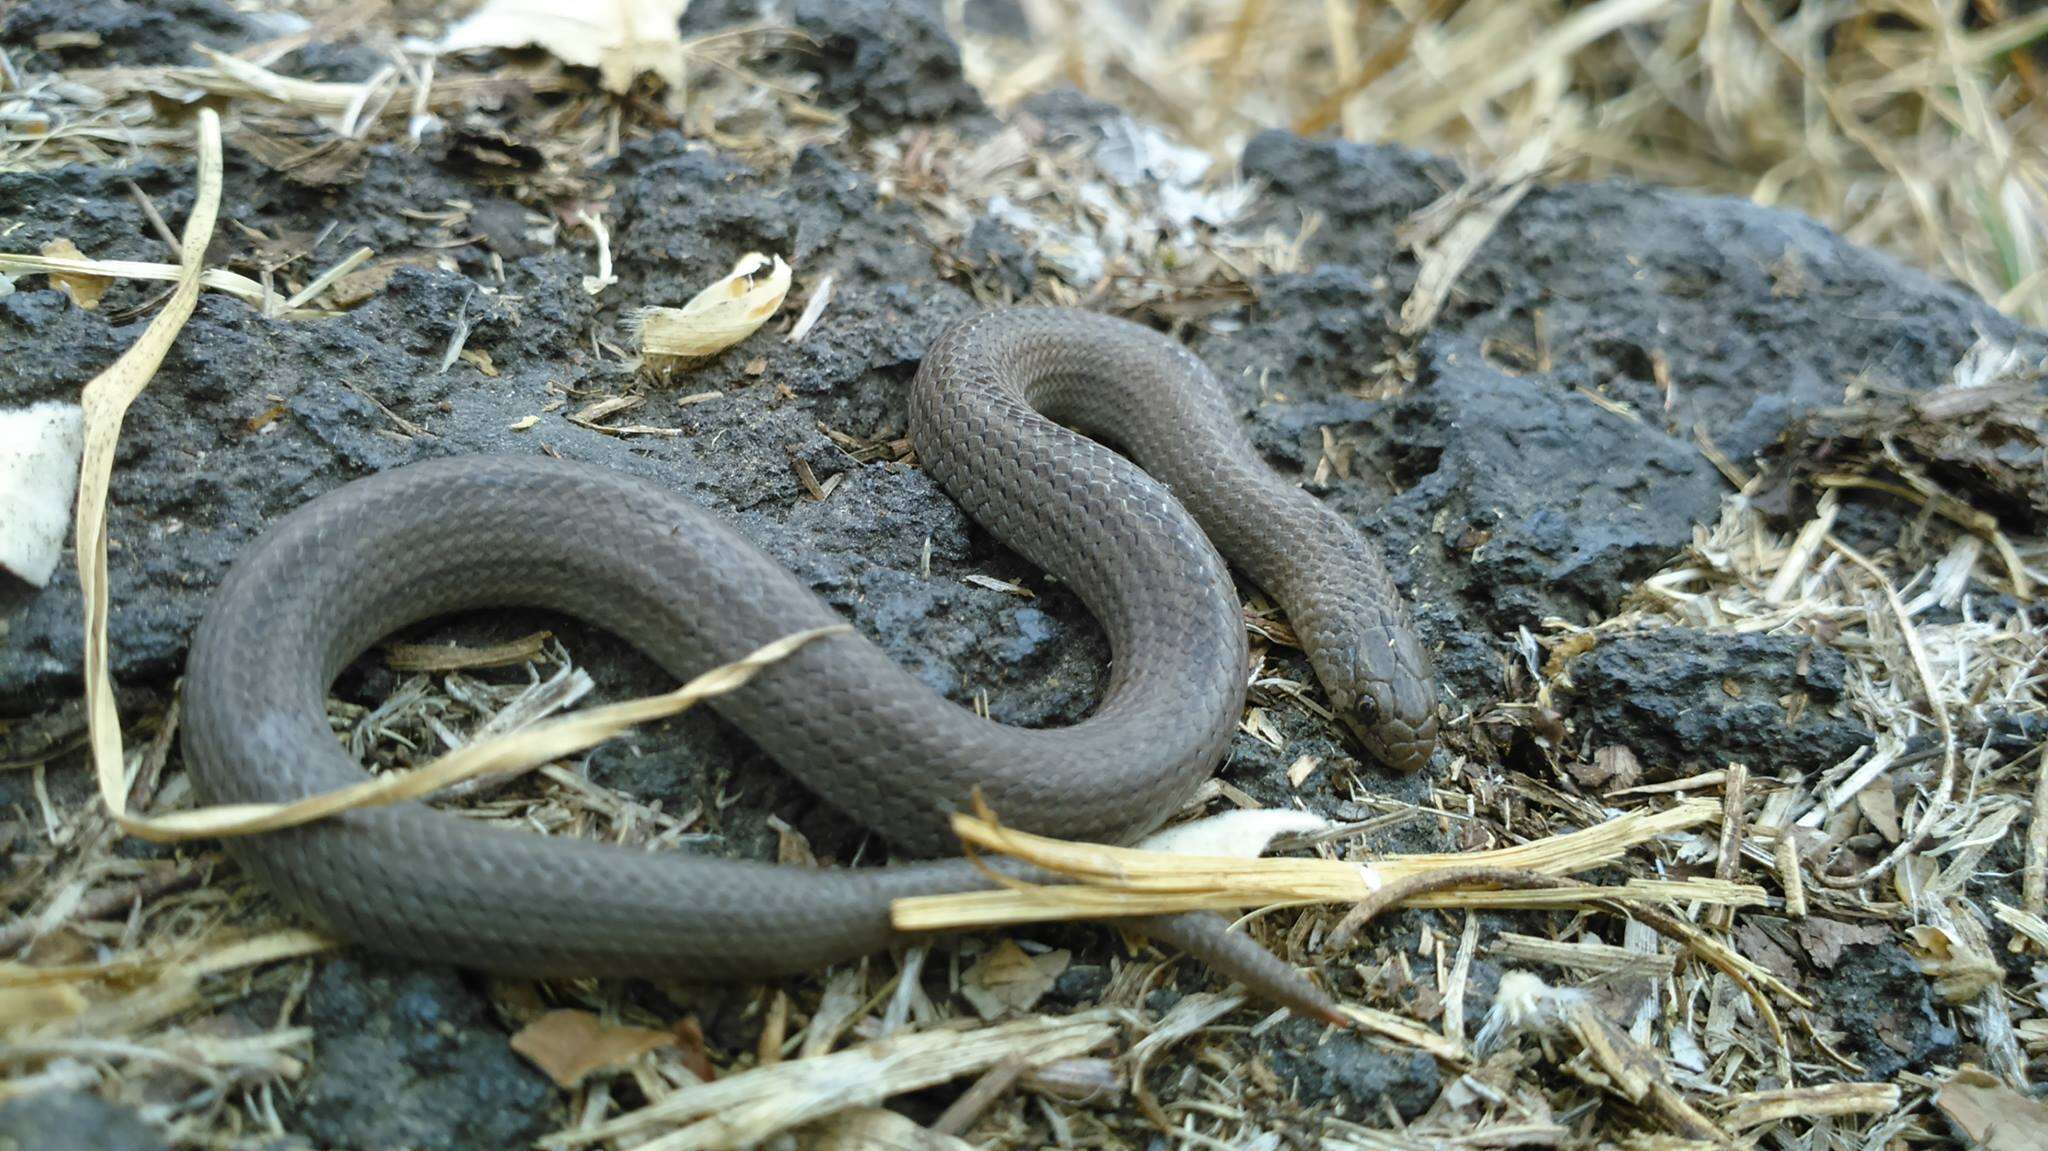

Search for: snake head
xmin=1317 ymin=627 xmax=1440 ymax=775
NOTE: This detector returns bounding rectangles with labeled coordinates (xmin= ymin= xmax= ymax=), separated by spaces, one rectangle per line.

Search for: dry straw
xmin=637 ymin=253 xmax=794 ymax=358
xmin=891 ymin=798 xmax=1745 ymax=928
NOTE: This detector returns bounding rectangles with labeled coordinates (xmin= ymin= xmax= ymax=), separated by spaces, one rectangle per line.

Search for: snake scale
xmin=182 ymin=308 xmax=1439 ymax=1017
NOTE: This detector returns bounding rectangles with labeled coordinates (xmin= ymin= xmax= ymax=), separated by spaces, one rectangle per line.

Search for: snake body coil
xmin=182 ymin=308 xmax=1437 ymax=1007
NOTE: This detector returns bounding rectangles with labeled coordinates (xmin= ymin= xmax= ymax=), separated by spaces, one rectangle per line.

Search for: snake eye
xmin=1352 ymin=694 xmax=1380 ymax=728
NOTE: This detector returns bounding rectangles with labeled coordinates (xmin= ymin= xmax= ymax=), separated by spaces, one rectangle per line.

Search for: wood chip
xmin=385 ymin=630 xmax=553 ymax=672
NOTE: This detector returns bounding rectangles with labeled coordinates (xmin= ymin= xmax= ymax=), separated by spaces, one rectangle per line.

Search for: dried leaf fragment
xmin=1936 ymin=1066 xmax=2048 ymax=1150
xmin=960 ymin=940 xmax=1069 ymax=1018
xmin=40 ymin=239 xmax=111 ymax=309
xmin=1906 ymin=923 xmax=2005 ymax=1003
xmin=638 ymin=254 xmax=793 ymax=359
xmin=440 ymin=0 xmax=692 ymax=94
xmin=510 ymin=1008 xmax=677 ymax=1087
xmin=962 ymin=573 xmax=1033 ymax=597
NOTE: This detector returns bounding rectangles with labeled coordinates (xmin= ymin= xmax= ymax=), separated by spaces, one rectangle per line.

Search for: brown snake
xmin=182 ymin=308 xmax=1439 ymax=1018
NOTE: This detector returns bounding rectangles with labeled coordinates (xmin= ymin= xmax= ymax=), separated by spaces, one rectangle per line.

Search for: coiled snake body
xmin=183 ymin=308 xmax=1438 ymax=1015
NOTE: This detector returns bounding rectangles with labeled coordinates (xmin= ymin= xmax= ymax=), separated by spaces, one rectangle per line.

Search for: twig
xmin=281 ymin=245 xmax=374 ymax=312
xmin=2027 ymin=741 xmax=2048 ymax=916
xmin=931 ymin=1057 xmax=1025 ymax=1136
xmin=1324 ymin=867 xmax=1567 ymax=953
xmin=1707 ymin=762 xmax=1748 ymax=932
xmin=122 ymin=179 xmax=179 ymax=251
xmin=1775 ymin=827 xmax=1808 ymax=919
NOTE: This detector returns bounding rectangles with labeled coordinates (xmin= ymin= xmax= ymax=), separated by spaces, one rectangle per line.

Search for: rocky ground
xmin=3 ymin=1 xmax=2046 ymax=1148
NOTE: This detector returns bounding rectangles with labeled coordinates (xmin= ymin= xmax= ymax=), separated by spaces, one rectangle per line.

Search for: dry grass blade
xmin=1399 ymin=121 xmax=1562 ymax=337
xmin=1338 ymin=1004 xmax=1467 ymax=1062
xmin=0 ymin=241 xmax=373 ymax=317
xmin=125 ymin=625 xmax=845 ymax=842
xmin=891 ymin=800 xmax=1721 ymax=929
xmin=189 ymin=45 xmax=383 ymax=116
xmin=0 ymin=252 xmax=270 ymax=307
xmin=75 ymin=108 xmax=222 ymax=842
xmin=540 ymin=1011 xmax=1115 ymax=1151
xmin=1391 ymin=0 xmax=1679 ymax=140
xmin=2027 ymin=748 xmax=2048 ymax=916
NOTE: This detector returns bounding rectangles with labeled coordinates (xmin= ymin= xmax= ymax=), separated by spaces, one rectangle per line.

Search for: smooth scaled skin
xmin=181 ymin=307 xmax=1438 ymax=1017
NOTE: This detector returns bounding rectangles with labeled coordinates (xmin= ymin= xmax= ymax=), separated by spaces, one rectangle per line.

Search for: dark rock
xmin=1238 ymin=132 xmax=2036 ymax=473
xmin=0 ymin=1091 xmax=167 ymax=1151
xmin=1015 ymin=87 xmax=1129 ymax=143
xmin=1564 ymin=628 xmax=1872 ymax=775
xmin=961 ymin=0 xmax=1031 ymax=38
xmin=1046 ymin=962 xmax=1111 ymax=1008
xmin=1812 ymin=942 xmax=1958 ymax=1080
xmin=290 ymin=958 xmax=555 ymax=1151
xmin=962 ymin=216 xmax=1038 ymax=299
xmin=1405 ymin=345 xmax=1729 ymax=630
xmin=790 ymin=0 xmax=987 ymax=131
xmin=1263 ymin=1017 xmax=1441 ymax=1120
xmin=679 ymin=0 xmax=775 ymax=36
xmin=0 ymin=0 xmax=255 ymax=70
xmin=277 ymin=38 xmax=391 ymax=84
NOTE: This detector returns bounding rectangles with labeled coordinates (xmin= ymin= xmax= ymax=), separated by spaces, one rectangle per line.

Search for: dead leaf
xmin=960 ymin=941 xmax=1069 ymax=1019
xmin=327 ymin=255 xmax=441 ymax=308
xmin=1855 ymin=784 xmax=1901 ymax=843
xmin=670 ymin=1014 xmax=713 ymax=1082
xmin=962 ymin=573 xmax=1033 ymax=597
xmin=638 ymin=253 xmax=793 ymax=359
xmin=1731 ymin=920 xmax=1801 ymax=986
xmin=1542 ymin=631 xmax=1597 ymax=679
xmin=1906 ymin=924 xmax=2004 ymax=1003
xmin=459 ymin=347 xmax=499 ymax=376
xmin=510 ymin=1009 xmax=677 ymax=1087
xmin=1789 ymin=917 xmax=1889 ymax=971
xmin=440 ymin=0 xmax=692 ymax=93
xmin=1136 ymin=809 xmax=1327 ymax=857
xmin=1568 ymin=745 xmax=1642 ymax=791
xmin=1936 ymin=1066 xmax=2048 ymax=1150
xmin=769 ymin=814 xmax=818 ymax=867
xmin=39 ymin=239 xmax=111 ymax=309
